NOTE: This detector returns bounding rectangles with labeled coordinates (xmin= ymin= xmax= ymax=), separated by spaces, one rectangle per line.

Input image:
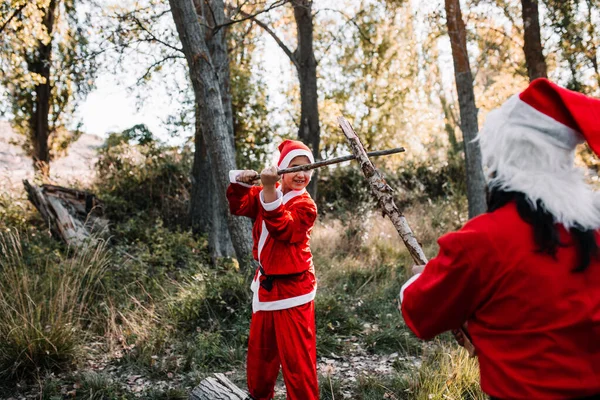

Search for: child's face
xmin=281 ymin=156 xmax=312 ymax=192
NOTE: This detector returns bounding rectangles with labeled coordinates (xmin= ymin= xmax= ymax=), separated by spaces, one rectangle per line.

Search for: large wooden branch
xmin=337 ymin=116 xmax=476 ymax=357
xmin=338 ymin=118 xmax=427 ymax=264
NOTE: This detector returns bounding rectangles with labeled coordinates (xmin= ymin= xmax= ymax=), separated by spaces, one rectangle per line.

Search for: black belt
xmin=258 ymin=266 xmax=306 ymax=291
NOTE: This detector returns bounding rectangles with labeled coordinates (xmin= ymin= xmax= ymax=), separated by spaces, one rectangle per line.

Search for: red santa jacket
xmin=401 ymin=201 xmax=600 ymax=399
xmin=226 ymin=172 xmax=317 ymax=313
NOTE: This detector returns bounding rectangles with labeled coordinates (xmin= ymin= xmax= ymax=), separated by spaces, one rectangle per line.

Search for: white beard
xmin=477 ymin=95 xmax=600 ymax=230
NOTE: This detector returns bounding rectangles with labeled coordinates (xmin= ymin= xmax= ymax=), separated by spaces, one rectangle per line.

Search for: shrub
xmin=317 ymin=157 xmax=467 ymax=219
xmin=94 ymin=127 xmax=192 ymax=229
xmin=0 ymin=233 xmax=110 ymax=380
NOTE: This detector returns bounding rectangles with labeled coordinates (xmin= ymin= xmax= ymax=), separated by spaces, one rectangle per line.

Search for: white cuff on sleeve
xmin=260 ymin=189 xmax=283 ymax=211
xmin=229 ymin=170 xmax=253 ymax=187
xmin=400 ymin=273 xmax=422 ymax=304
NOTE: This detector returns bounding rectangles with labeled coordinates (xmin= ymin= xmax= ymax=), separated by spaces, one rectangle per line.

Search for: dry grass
xmin=0 ymin=232 xmax=110 ymax=379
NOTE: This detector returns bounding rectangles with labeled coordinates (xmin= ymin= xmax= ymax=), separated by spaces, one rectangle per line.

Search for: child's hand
xmin=236 ymin=170 xmax=259 ymax=184
xmin=260 ymin=166 xmax=280 ymax=187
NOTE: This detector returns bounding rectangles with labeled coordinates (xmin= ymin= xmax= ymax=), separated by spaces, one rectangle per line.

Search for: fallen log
xmin=189 ymin=373 xmax=250 ymax=400
xmin=337 ymin=116 xmax=476 ymax=357
xmin=23 ymin=180 xmax=108 ymax=247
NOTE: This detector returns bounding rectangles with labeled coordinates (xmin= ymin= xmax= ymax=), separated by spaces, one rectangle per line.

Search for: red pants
xmin=247 ymin=301 xmax=319 ymax=400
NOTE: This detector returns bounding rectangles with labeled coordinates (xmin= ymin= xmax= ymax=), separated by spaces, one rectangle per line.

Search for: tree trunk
xmin=190 ymin=107 xmax=235 ymax=258
xmin=28 ymin=0 xmax=58 ymax=177
xmin=292 ymin=0 xmax=320 ymax=200
xmin=170 ymin=0 xmax=254 ymax=271
xmin=521 ymin=0 xmax=548 ymax=81
xmin=189 ymin=0 xmax=236 ymax=260
xmin=444 ymin=0 xmax=487 ymax=218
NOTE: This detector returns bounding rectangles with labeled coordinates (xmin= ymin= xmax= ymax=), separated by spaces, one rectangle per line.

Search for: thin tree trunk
xmin=444 ymin=0 xmax=487 ymax=218
xmin=292 ymin=0 xmax=320 ymax=200
xmin=521 ymin=0 xmax=548 ymax=80
xmin=170 ymin=0 xmax=253 ymax=270
xmin=28 ymin=0 xmax=58 ymax=177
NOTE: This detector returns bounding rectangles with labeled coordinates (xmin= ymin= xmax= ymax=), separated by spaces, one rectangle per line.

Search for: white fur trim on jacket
xmin=477 ymin=95 xmax=600 ymax=230
xmin=278 ymin=149 xmax=315 ymax=169
xmin=260 ymin=189 xmax=283 ymax=211
xmin=400 ymin=273 xmax=422 ymax=304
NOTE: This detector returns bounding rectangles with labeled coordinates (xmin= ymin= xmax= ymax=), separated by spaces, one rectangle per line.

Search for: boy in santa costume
xmin=401 ymin=78 xmax=600 ymax=399
xmin=227 ymin=139 xmax=319 ymax=400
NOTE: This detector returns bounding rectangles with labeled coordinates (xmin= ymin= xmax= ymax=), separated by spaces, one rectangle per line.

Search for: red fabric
xmin=519 ymin=78 xmax=600 ymax=155
xmin=226 ymin=183 xmax=317 ymax=303
xmin=401 ymin=202 xmax=600 ymax=399
xmin=247 ymin=301 xmax=318 ymax=400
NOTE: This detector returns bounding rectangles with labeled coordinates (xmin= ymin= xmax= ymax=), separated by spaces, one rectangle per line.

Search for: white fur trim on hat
xmin=477 ymin=95 xmax=600 ymax=230
xmin=278 ymin=149 xmax=314 ymax=169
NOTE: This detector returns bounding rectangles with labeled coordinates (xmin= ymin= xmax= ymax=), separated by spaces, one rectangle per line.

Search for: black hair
xmin=487 ymin=187 xmax=598 ymax=272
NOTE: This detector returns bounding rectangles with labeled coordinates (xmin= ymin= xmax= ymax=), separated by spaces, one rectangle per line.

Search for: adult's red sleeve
xmin=401 ymin=226 xmax=492 ymax=340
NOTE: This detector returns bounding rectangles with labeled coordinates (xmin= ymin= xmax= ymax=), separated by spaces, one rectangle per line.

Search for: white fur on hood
xmin=477 ymin=94 xmax=600 ymax=230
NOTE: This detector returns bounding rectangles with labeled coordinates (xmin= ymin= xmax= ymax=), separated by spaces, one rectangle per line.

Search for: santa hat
xmin=277 ymin=139 xmax=315 ymax=169
xmin=478 ymin=78 xmax=600 ymax=230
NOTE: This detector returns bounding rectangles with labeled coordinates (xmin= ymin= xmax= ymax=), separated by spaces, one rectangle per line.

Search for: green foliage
xmin=180 ymin=330 xmax=246 ymax=372
xmin=0 ymin=0 xmax=98 ymax=160
xmin=229 ymin=22 xmax=274 ymax=172
xmin=318 ymin=158 xmax=466 ymax=218
xmin=542 ymin=0 xmax=599 ymax=93
xmin=315 ymin=293 xmax=361 ymax=355
xmin=94 ymin=127 xmax=192 ymax=228
xmin=0 ymin=233 xmax=109 ymax=380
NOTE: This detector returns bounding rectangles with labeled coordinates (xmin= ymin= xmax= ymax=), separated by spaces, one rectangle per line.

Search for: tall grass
xmin=0 ymin=232 xmax=110 ymax=379
xmin=408 ymin=345 xmax=486 ymax=400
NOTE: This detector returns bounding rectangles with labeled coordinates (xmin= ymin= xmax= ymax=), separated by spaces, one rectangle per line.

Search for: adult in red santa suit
xmin=227 ymin=139 xmax=319 ymax=400
xmin=400 ymin=78 xmax=600 ymax=400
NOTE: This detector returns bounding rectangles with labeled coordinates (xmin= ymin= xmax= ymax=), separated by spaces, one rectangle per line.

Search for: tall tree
xmin=444 ymin=0 xmax=487 ymax=217
xmin=188 ymin=0 xmax=236 ymax=259
xmin=169 ymin=0 xmax=254 ymax=270
xmin=293 ymin=0 xmax=320 ymax=198
xmin=236 ymin=0 xmax=321 ymax=198
xmin=521 ymin=0 xmax=547 ymax=80
xmin=0 ymin=0 xmax=97 ymax=176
